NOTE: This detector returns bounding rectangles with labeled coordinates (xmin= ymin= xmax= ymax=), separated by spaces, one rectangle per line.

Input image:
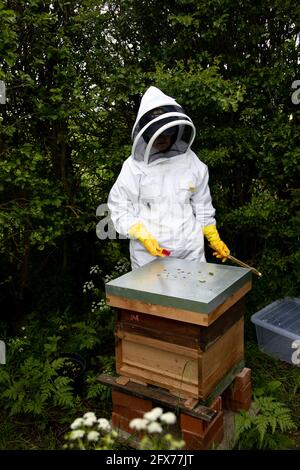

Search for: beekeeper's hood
xmin=131 ymin=86 xmax=196 ymax=164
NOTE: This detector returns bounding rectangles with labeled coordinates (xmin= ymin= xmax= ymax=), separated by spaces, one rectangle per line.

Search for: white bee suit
xmin=108 ymin=86 xmax=216 ymax=269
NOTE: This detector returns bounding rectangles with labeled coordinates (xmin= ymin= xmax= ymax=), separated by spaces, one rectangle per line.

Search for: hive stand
xmin=100 ymin=258 xmax=253 ymax=449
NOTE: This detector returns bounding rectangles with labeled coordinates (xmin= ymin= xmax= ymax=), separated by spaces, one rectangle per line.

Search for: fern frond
xmin=235 ymin=394 xmax=296 ymax=450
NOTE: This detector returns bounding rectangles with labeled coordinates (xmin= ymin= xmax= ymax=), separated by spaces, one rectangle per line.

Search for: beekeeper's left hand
xmin=203 ymin=225 xmax=230 ymax=262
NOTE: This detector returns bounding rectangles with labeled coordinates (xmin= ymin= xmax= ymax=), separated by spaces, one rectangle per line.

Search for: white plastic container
xmin=251 ymin=298 xmax=300 ymax=365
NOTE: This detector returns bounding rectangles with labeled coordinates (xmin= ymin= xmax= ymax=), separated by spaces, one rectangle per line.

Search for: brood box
xmin=251 ymin=297 xmax=300 ymax=365
xmin=106 ymin=258 xmax=252 ymax=401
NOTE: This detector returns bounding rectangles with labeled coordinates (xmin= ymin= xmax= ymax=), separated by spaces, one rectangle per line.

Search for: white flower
xmin=90 ymin=265 xmax=102 ymax=275
xmin=69 ymin=429 xmax=85 ymax=440
xmin=87 ymin=430 xmax=100 ymax=442
xmin=160 ymin=412 xmax=177 ymax=425
xmin=144 ymin=407 xmax=163 ymax=421
xmin=84 ymin=416 xmax=97 ymax=427
xmin=97 ymin=418 xmax=111 ymax=432
xmin=129 ymin=418 xmax=149 ymax=431
xmin=83 ymin=412 xmax=97 ymax=421
xmin=70 ymin=418 xmax=84 ymax=430
xmin=83 ymin=412 xmax=97 ymax=426
xmin=83 ymin=281 xmax=95 ymax=292
xmin=147 ymin=421 xmax=163 ymax=434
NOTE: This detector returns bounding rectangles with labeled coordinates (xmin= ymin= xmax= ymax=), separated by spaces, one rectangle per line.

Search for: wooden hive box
xmin=106 ymin=258 xmax=252 ymax=402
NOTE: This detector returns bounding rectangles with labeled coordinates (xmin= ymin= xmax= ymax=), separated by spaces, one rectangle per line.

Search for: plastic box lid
xmin=251 ymin=297 xmax=300 ymax=340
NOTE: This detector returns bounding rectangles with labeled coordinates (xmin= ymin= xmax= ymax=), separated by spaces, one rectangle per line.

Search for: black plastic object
xmin=57 ymin=353 xmax=86 ymax=393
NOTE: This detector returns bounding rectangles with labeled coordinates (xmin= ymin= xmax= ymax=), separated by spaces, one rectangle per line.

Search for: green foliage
xmin=244 ymin=341 xmax=300 ymax=441
xmin=0 ymin=260 xmax=125 ymax=419
xmin=152 ymin=61 xmax=246 ymax=113
xmin=235 ymin=395 xmax=296 ymax=450
xmin=0 ymin=338 xmax=75 ymax=416
xmin=86 ymin=355 xmax=115 ymax=401
xmin=1 ymin=0 xmax=299 ymax=322
xmin=0 ymin=0 xmax=299 ymax=450
xmin=0 ymin=411 xmax=62 ymax=450
xmin=138 ymin=432 xmax=184 ymax=451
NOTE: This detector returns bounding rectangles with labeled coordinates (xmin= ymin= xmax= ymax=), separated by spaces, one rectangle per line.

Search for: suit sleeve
xmin=190 ymin=159 xmax=216 ymax=228
xmin=107 ymin=161 xmax=140 ymax=237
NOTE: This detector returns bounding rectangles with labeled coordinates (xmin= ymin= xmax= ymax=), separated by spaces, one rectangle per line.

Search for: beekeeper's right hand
xmin=128 ymin=222 xmax=170 ymax=257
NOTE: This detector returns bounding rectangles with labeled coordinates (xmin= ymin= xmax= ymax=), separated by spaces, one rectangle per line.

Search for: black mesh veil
xmin=132 ymin=105 xmax=195 ymax=164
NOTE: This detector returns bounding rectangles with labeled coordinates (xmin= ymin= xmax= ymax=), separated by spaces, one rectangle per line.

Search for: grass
xmin=0 ymin=399 xmax=114 ymax=450
xmin=0 ymin=415 xmax=62 ymax=450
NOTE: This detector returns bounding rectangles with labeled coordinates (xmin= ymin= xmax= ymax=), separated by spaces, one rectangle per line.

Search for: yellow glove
xmin=128 ymin=222 xmax=170 ymax=257
xmin=203 ymin=225 xmax=230 ymax=262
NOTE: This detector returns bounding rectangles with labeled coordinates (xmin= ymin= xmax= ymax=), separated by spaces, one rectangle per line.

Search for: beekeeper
xmin=108 ymin=86 xmax=230 ymax=270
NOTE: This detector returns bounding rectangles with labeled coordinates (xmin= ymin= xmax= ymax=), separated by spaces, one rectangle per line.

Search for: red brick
xmin=182 ymin=428 xmax=223 ymax=450
xmin=222 ymin=368 xmax=252 ymax=405
xmin=180 ymin=410 xmax=224 ymax=439
xmin=182 ymin=413 xmax=224 ymax=450
xmin=209 ymin=395 xmax=222 ymax=412
xmin=180 ymin=395 xmax=222 ymax=435
xmin=113 ymin=404 xmax=147 ymax=421
xmin=209 ymin=423 xmax=224 ymax=447
xmin=182 ymin=431 xmax=202 ymax=450
xmin=112 ymin=410 xmax=149 ymax=436
xmin=223 ymin=370 xmax=251 ymax=398
xmin=112 ymin=411 xmax=131 ymax=434
xmin=180 ymin=413 xmax=206 ymax=434
xmin=235 ymin=367 xmax=251 ymax=386
xmin=231 ymin=368 xmax=251 ymax=394
xmin=112 ymin=390 xmax=153 ymax=413
xmin=232 ymin=381 xmax=252 ymax=402
xmin=222 ymin=381 xmax=252 ymax=410
xmin=223 ymin=380 xmax=252 ymax=403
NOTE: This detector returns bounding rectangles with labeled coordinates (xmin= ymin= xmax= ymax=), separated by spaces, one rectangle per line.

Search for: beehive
xmin=106 ymin=258 xmax=252 ymax=401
